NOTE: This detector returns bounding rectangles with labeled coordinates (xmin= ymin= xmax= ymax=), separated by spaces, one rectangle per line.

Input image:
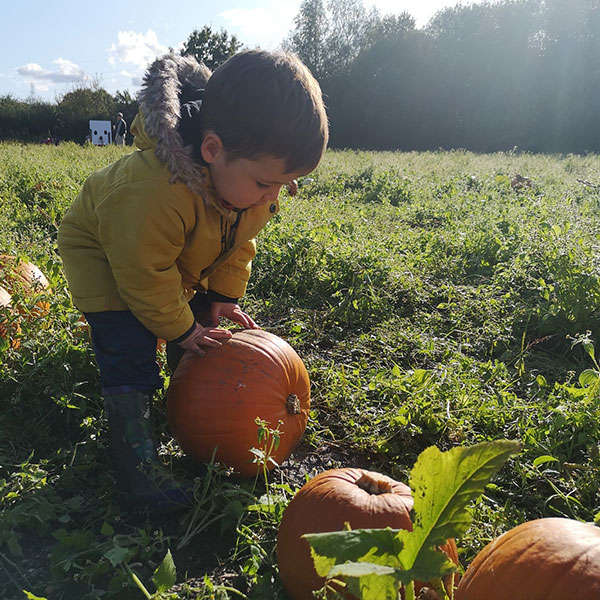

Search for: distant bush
xmin=0 ymin=96 xmax=59 ymax=143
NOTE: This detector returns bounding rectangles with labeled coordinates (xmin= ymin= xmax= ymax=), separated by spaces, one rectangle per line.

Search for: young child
xmin=57 ymin=50 xmax=329 ymax=512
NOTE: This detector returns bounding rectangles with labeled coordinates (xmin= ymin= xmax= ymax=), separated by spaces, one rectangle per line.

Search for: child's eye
xmin=256 ymin=182 xmax=269 ymax=189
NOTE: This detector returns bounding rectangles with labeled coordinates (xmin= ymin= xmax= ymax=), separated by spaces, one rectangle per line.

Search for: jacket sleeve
xmin=96 ymin=181 xmax=195 ymax=341
xmin=206 ymin=238 xmax=257 ymax=299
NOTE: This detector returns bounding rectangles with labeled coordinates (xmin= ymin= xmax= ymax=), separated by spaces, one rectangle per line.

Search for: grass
xmin=1 ymin=142 xmax=599 ymax=599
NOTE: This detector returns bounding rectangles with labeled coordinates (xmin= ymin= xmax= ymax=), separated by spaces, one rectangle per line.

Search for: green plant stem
xmin=177 ymin=511 xmax=223 ymax=550
xmin=126 ymin=564 xmax=152 ymax=599
xmin=404 ymin=581 xmax=415 ymax=600
xmin=217 ymin=585 xmax=249 ymax=598
xmin=430 ymin=577 xmax=451 ymax=600
xmin=0 ymin=552 xmax=29 ymax=592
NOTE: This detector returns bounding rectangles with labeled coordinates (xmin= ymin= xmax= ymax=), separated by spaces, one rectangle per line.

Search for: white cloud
xmin=108 ymin=29 xmax=169 ymax=70
xmin=16 ymin=58 xmax=85 ymax=84
xmin=219 ymin=2 xmax=299 ymax=48
xmin=120 ymin=70 xmax=144 ymax=88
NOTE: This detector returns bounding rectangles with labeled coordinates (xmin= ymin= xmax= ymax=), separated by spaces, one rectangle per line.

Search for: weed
xmin=2 ymin=145 xmax=600 ymax=598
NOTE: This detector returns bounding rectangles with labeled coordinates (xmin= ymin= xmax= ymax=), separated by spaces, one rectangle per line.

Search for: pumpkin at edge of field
xmin=0 ymin=285 xmax=22 ymax=348
xmin=0 ymin=254 xmax=51 ymax=317
xmin=455 ymin=517 xmax=600 ymax=600
xmin=167 ymin=328 xmax=310 ymax=478
xmin=276 ymin=467 xmax=460 ymax=600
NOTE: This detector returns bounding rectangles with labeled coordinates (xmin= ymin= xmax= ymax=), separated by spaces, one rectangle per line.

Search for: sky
xmin=0 ymin=0 xmax=482 ymax=102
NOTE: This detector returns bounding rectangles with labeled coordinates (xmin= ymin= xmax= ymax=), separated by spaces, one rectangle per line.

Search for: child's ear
xmin=200 ymin=132 xmax=224 ymax=164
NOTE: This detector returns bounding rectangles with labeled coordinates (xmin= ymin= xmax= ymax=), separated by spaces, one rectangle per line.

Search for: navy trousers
xmin=84 ymin=310 xmax=163 ymax=396
xmin=85 ymin=293 xmax=212 ymax=396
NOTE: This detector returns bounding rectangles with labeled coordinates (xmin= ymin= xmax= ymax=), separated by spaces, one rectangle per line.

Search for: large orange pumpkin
xmin=167 ymin=328 xmax=310 ymax=477
xmin=276 ymin=468 xmax=460 ymax=600
xmin=0 ymin=286 xmax=21 ymax=348
xmin=455 ymin=517 xmax=600 ymax=600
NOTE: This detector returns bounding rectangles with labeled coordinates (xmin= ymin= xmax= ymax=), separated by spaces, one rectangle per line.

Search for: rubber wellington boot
xmin=103 ymin=391 xmax=192 ymax=513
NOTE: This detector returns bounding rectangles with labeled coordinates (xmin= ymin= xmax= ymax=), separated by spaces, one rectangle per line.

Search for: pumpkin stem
xmin=355 ymin=472 xmax=394 ymax=495
xmin=286 ymin=394 xmax=301 ymax=414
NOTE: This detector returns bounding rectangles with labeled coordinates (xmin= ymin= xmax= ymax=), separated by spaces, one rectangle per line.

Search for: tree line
xmin=0 ymin=27 xmax=241 ymax=145
xmin=2 ymin=0 xmax=599 ymax=153
xmin=285 ymin=0 xmax=600 ymax=153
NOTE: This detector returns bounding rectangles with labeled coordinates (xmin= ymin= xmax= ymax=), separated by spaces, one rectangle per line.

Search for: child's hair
xmin=199 ymin=50 xmax=328 ymax=174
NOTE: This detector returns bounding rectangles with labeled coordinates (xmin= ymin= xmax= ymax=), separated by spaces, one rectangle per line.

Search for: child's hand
xmin=177 ymin=321 xmax=233 ymax=356
xmin=210 ymin=302 xmax=260 ymax=330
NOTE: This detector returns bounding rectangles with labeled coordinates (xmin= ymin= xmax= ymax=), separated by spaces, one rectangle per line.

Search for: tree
xmin=327 ymin=25 xmax=429 ymax=149
xmin=285 ymin=0 xmax=387 ymax=81
xmin=56 ymin=83 xmax=116 ymax=142
xmin=323 ymin=0 xmax=380 ymax=78
xmin=0 ymin=95 xmax=58 ymax=142
xmin=284 ymin=0 xmax=329 ymax=79
xmin=363 ymin=12 xmax=416 ymax=45
xmin=180 ymin=26 xmax=243 ymax=71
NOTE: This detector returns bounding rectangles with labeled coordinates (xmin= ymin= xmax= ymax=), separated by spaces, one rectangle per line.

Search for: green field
xmin=1 ymin=142 xmax=599 ymax=599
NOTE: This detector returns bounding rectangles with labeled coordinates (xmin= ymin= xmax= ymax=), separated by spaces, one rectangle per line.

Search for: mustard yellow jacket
xmin=57 ymin=54 xmax=279 ymax=341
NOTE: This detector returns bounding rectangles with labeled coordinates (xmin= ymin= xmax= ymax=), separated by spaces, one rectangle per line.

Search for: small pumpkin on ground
xmin=167 ymin=328 xmax=310 ymax=477
xmin=276 ymin=467 xmax=460 ymax=600
xmin=455 ymin=517 xmax=600 ymax=600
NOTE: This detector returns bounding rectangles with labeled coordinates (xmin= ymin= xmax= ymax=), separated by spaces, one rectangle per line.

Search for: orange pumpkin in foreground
xmin=167 ymin=329 xmax=310 ymax=477
xmin=455 ymin=517 xmax=600 ymax=600
xmin=276 ymin=467 xmax=460 ymax=600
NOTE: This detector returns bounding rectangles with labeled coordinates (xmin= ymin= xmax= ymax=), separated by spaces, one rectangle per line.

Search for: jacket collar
xmin=136 ymin=53 xmax=211 ymax=197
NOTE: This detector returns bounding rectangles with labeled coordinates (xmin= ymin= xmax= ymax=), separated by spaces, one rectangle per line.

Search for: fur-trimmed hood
xmin=132 ymin=53 xmax=211 ymax=197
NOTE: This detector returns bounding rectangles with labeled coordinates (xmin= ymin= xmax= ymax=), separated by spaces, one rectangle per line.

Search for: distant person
xmin=113 ymin=112 xmax=127 ymax=146
xmin=57 ymin=50 xmax=328 ymax=513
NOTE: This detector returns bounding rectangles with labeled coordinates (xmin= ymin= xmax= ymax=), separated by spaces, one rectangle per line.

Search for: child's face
xmin=202 ymin=133 xmax=302 ymax=210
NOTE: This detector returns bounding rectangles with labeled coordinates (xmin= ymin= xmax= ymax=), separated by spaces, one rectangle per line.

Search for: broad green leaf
xmin=582 ymin=340 xmax=595 ymax=360
xmin=393 ymin=538 xmax=456 ymax=583
xmin=7 ymin=533 xmax=23 ymax=557
xmin=305 ymin=528 xmax=404 ymax=577
xmin=306 ymin=441 xmax=520 ymax=593
xmin=23 ymin=592 xmax=48 ymax=600
xmin=532 ymin=455 xmax=559 ymax=468
xmin=309 ymin=536 xmax=452 ymax=595
xmin=328 ymin=563 xmax=399 ymax=600
xmin=579 ymin=369 xmax=599 ymax=387
xmin=103 ymin=545 xmax=129 ymax=567
xmin=401 ymin=440 xmax=521 ymax=571
xmin=100 ymin=521 xmax=114 ymax=536
xmin=153 ymin=549 xmax=176 ymax=593
xmin=328 ymin=562 xmax=396 ymax=578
